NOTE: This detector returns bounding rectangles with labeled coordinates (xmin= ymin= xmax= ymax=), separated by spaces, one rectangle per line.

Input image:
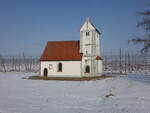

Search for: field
xmin=0 ymin=72 xmax=150 ymax=113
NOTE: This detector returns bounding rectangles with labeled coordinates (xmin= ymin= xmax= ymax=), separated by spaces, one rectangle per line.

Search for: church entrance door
xmin=85 ymin=66 xmax=90 ymax=73
xmin=43 ymin=68 xmax=48 ymax=76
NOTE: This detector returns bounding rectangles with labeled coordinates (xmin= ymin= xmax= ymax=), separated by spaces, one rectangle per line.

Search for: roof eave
xmin=40 ymin=59 xmax=82 ymax=61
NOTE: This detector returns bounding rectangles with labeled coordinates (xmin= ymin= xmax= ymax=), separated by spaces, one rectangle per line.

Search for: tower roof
xmin=80 ymin=18 xmax=101 ymax=34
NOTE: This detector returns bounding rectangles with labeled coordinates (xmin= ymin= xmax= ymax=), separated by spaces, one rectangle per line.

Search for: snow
xmin=0 ymin=72 xmax=150 ymax=113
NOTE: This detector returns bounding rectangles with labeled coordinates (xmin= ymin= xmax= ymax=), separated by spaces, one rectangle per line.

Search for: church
xmin=40 ymin=18 xmax=103 ymax=77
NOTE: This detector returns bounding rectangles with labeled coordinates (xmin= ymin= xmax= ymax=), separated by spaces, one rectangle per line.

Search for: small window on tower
xmin=86 ymin=50 xmax=88 ymax=54
xmin=86 ymin=32 xmax=90 ymax=36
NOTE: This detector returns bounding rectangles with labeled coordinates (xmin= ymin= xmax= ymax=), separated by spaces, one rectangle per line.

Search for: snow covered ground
xmin=0 ymin=72 xmax=150 ymax=113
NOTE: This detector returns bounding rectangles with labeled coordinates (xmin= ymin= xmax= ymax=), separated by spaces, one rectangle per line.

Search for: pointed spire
xmin=86 ymin=17 xmax=90 ymax=22
xmin=85 ymin=17 xmax=91 ymax=29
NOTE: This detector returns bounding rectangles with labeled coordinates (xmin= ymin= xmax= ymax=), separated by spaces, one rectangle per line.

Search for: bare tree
xmin=129 ymin=8 xmax=150 ymax=53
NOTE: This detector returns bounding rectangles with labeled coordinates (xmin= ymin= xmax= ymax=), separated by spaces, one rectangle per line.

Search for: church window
xmin=58 ymin=63 xmax=62 ymax=72
xmin=49 ymin=64 xmax=53 ymax=70
xmin=86 ymin=50 xmax=88 ymax=54
xmin=86 ymin=32 xmax=90 ymax=36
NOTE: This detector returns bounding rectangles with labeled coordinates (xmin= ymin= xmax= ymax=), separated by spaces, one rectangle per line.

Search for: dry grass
xmin=27 ymin=75 xmax=113 ymax=81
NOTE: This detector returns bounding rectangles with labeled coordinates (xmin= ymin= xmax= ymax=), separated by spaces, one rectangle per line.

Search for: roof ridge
xmin=48 ymin=40 xmax=79 ymax=43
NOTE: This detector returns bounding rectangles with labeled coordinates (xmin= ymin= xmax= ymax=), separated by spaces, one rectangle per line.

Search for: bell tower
xmin=80 ymin=18 xmax=102 ymax=76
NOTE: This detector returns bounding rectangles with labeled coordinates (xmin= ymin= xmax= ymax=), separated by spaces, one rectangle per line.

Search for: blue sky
xmin=0 ymin=0 xmax=149 ymax=56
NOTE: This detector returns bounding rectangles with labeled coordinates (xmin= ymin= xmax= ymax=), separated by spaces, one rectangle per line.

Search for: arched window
xmin=43 ymin=68 xmax=48 ymax=76
xmin=58 ymin=63 xmax=62 ymax=72
xmin=85 ymin=65 xmax=90 ymax=73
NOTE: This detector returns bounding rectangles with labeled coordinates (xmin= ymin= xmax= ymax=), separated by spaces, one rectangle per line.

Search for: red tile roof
xmin=96 ymin=56 xmax=103 ymax=60
xmin=40 ymin=41 xmax=83 ymax=61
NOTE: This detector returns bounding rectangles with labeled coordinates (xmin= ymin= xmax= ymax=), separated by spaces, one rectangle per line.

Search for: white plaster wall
xmin=41 ymin=61 xmax=81 ymax=77
xmin=96 ymin=33 xmax=100 ymax=56
xmin=81 ymin=57 xmax=91 ymax=71
xmin=84 ymin=33 xmax=92 ymax=43
xmin=98 ymin=60 xmax=103 ymax=75
xmin=81 ymin=57 xmax=95 ymax=76
xmin=81 ymin=32 xmax=92 ymax=54
xmin=84 ymin=45 xmax=92 ymax=54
